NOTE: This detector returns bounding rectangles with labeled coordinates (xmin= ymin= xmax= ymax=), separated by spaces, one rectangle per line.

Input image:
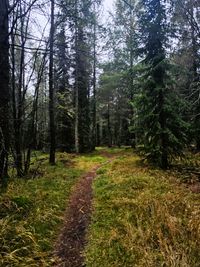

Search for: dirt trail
xmin=54 ymin=155 xmax=115 ymax=267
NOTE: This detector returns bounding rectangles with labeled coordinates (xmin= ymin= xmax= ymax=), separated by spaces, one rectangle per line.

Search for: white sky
xmin=26 ymin=0 xmax=115 ymax=92
xmin=103 ymin=0 xmax=114 ymax=12
xmin=31 ymin=0 xmax=115 ymax=37
xmin=101 ymin=0 xmax=115 ymax=27
xmin=29 ymin=0 xmax=116 ymax=55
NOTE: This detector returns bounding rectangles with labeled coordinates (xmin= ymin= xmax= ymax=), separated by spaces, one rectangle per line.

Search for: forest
xmin=0 ymin=0 xmax=200 ymax=266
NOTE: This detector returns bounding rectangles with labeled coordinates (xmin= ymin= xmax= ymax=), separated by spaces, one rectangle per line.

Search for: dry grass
xmin=0 ymin=151 xmax=108 ymax=267
xmin=85 ymin=153 xmax=200 ymax=267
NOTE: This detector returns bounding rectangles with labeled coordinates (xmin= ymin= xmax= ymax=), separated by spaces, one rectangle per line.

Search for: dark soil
xmin=189 ymin=182 xmax=200 ymax=193
xmin=54 ymin=166 xmax=99 ymax=267
xmin=53 ymin=151 xmax=120 ymax=267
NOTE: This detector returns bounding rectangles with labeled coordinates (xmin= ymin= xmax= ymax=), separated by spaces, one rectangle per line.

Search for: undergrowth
xmin=0 ymin=151 xmax=107 ymax=267
xmin=2 ymin=148 xmax=199 ymax=266
xmin=85 ymin=153 xmax=200 ymax=267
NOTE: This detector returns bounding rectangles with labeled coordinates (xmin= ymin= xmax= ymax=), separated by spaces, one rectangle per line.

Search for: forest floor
xmin=54 ymin=150 xmax=118 ymax=267
xmin=0 ymin=148 xmax=200 ymax=267
xmin=0 ymin=149 xmax=109 ymax=266
xmin=84 ymin=149 xmax=200 ymax=267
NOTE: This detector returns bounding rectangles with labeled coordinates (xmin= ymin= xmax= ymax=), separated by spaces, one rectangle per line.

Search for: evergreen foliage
xmin=0 ymin=0 xmax=199 ymax=179
xmin=132 ymin=0 xmax=189 ymax=168
xmin=55 ymin=26 xmax=74 ymax=151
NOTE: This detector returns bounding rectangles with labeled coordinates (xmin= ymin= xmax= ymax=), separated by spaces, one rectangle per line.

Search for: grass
xmin=1 ymin=147 xmax=199 ymax=266
xmin=0 ymin=151 xmax=108 ymax=267
xmin=85 ymin=153 xmax=200 ymax=267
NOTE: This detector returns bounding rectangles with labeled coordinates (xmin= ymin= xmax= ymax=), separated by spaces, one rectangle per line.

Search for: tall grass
xmin=0 ymin=151 xmax=107 ymax=267
xmin=85 ymin=154 xmax=200 ymax=267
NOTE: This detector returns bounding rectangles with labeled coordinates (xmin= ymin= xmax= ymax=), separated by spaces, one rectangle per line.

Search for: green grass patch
xmin=85 ymin=154 xmax=200 ymax=267
xmin=96 ymin=146 xmax=132 ymax=155
xmin=0 ymin=151 xmax=108 ymax=267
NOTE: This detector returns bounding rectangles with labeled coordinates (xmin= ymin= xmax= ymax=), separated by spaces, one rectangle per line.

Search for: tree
xmin=49 ymin=0 xmax=56 ymax=164
xmin=170 ymin=0 xmax=200 ymax=151
xmin=9 ymin=0 xmax=49 ymax=176
xmin=101 ymin=0 xmax=138 ymax=147
xmin=133 ymin=0 xmax=188 ymax=168
xmin=75 ymin=25 xmax=91 ymax=152
xmin=55 ymin=26 xmax=74 ymax=152
xmin=73 ymin=0 xmax=97 ymax=153
xmin=91 ymin=2 xmax=97 ymax=149
xmin=97 ymin=64 xmax=130 ymax=147
xmin=0 ymin=0 xmax=10 ymax=187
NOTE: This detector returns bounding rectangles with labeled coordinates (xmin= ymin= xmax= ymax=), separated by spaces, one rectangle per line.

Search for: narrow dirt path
xmin=54 ymin=155 xmax=115 ymax=267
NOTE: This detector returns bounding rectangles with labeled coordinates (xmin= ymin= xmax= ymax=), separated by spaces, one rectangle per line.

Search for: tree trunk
xmin=74 ymin=0 xmax=79 ymax=154
xmin=107 ymin=103 xmax=112 ymax=147
xmin=49 ymin=0 xmax=56 ymax=164
xmin=0 ymin=0 xmax=10 ymax=187
xmin=159 ymin=89 xmax=168 ymax=169
xmin=92 ymin=4 xmax=97 ymax=149
xmin=15 ymin=30 xmax=24 ymax=176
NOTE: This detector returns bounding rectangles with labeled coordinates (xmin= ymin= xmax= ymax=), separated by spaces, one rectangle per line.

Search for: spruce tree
xmin=75 ymin=26 xmax=91 ymax=152
xmin=55 ymin=26 xmax=74 ymax=152
xmin=134 ymin=0 xmax=188 ymax=168
xmin=170 ymin=0 xmax=200 ymax=151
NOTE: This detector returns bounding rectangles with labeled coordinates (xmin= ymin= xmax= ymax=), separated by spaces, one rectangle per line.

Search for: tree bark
xmin=92 ymin=4 xmax=97 ymax=149
xmin=49 ymin=0 xmax=56 ymax=164
xmin=107 ymin=103 xmax=112 ymax=147
xmin=74 ymin=0 xmax=79 ymax=154
xmin=0 ymin=0 xmax=10 ymax=187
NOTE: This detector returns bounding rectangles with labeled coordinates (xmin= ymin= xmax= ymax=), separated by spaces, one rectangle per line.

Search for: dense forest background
xmin=0 ymin=0 xmax=200 ymax=187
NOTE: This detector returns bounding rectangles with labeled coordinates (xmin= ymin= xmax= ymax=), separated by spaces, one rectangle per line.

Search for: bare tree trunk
xmin=11 ymin=3 xmax=31 ymax=177
xmin=15 ymin=4 xmax=25 ymax=176
xmin=129 ymin=7 xmax=136 ymax=148
xmin=49 ymin=0 xmax=56 ymax=164
xmin=25 ymin=53 xmax=47 ymax=174
xmin=92 ymin=4 xmax=97 ymax=149
xmin=74 ymin=0 xmax=79 ymax=154
xmin=0 ymin=0 xmax=10 ymax=187
xmin=75 ymin=78 xmax=79 ymax=153
xmin=107 ymin=103 xmax=112 ymax=147
xmin=159 ymin=89 xmax=168 ymax=169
